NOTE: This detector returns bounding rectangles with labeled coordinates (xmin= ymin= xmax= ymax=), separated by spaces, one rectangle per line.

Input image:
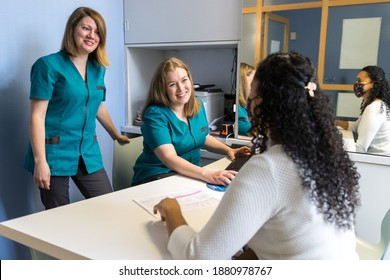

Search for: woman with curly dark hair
xmin=153 ymin=52 xmax=360 ymax=260
xmin=336 ymin=66 xmax=390 ymax=154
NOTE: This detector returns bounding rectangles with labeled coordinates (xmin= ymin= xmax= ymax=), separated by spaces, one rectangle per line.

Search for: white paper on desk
xmin=133 ymin=189 xmax=220 ymax=217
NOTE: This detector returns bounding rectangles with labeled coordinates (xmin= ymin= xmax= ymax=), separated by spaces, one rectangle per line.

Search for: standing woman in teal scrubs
xmin=132 ymin=57 xmax=251 ymax=186
xmin=24 ymin=7 xmax=129 ymax=209
xmin=238 ymin=63 xmax=255 ymax=136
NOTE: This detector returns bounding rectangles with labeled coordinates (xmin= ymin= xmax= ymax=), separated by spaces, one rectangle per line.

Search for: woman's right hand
xmin=33 ymin=161 xmax=51 ymax=190
xmin=335 ymin=119 xmax=349 ymax=130
xmin=202 ymin=169 xmax=237 ymax=186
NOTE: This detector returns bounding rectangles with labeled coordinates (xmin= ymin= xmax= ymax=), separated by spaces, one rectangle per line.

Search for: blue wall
xmin=278 ymin=8 xmax=322 ymax=69
xmin=324 ymin=3 xmax=390 ymax=84
xmin=0 ymin=0 xmax=125 ymax=259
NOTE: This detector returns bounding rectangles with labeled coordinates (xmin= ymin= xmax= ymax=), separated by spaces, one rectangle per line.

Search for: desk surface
xmin=0 ymin=136 xmax=357 ymax=260
xmin=0 ymin=158 xmax=230 ymax=260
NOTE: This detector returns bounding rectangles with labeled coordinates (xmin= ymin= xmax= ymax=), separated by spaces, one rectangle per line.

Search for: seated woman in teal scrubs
xmin=24 ymin=7 xmax=129 ymax=210
xmin=238 ymin=63 xmax=255 ymax=136
xmin=132 ymin=57 xmax=251 ymax=186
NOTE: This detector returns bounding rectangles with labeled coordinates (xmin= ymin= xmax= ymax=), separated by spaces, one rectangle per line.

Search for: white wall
xmin=0 ymin=0 xmax=125 ymax=259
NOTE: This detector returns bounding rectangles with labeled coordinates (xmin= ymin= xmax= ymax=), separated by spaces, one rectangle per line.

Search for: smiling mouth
xmin=84 ymin=40 xmax=95 ymax=46
xmin=177 ymin=92 xmax=187 ymax=98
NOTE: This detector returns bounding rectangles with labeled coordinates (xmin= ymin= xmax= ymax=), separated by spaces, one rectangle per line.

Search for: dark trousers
xmin=39 ymin=157 xmax=112 ymax=210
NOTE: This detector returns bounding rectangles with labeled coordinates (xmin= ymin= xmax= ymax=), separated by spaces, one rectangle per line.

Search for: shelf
xmin=121 ymin=125 xmax=141 ymax=135
xmin=125 ymin=41 xmax=240 ymax=50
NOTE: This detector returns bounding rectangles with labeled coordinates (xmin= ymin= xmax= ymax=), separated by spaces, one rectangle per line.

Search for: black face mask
xmin=353 ymin=83 xmax=367 ymax=98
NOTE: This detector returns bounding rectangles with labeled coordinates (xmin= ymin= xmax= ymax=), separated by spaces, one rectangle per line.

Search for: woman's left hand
xmin=153 ymin=197 xmax=181 ymax=222
xmin=154 ymin=197 xmax=188 ymax=236
xmin=228 ymin=146 xmax=252 ymax=160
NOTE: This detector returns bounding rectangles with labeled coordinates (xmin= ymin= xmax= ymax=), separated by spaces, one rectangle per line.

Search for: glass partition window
xmin=243 ymin=0 xmax=257 ymax=8
xmin=241 ymin=13 xmax=257 ymax=66
xmin=262 ymin=13 xmax=289 ymax=60
xmin=276 ymin=9 xmax=321 ymax=67
xmin=325 ymin=3 xmax=390 ymax=85
xmin=242 ymin=0 xmax=390 ymax=156
xmin=264 ymin=0 xmax=315 ymax=5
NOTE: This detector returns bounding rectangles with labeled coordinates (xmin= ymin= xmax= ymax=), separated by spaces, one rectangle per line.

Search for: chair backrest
xmin=380 ymin=207 xmax=390 ymax=259
xmin=112 ymin=136 xmax=143 ymax=191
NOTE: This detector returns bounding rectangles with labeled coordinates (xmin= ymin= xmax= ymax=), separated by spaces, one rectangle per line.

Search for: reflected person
xmin=238 ymin=63 xmax=255 ymax=136
xmin=336 ymin=66 xmax=390 ymax=155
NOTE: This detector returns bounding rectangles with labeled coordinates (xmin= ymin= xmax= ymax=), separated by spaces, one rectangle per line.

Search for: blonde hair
xmin=142 ymin=57 xmax=200 ymax=118
xmin=239 ymin=63 xmax=255 ymax=107
xmin=61 ymin=7 xmax=109 ymax=67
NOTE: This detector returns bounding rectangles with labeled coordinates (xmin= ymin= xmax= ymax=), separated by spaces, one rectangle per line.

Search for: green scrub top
xmin=132 ymin=100 xmax=209 ymax=185
xmin=238 ymin=104 xmax=251 ymax=136
xmin=24 ymin=51 xmax=106 ymax=176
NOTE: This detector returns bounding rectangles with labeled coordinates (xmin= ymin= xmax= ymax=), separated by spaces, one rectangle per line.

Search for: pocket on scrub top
xmin=45 ymin=136 xmax=60 ymax=144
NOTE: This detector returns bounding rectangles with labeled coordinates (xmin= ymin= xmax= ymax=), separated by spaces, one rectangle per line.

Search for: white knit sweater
xmin=168 ymin=145 xmax=358 ymax=260
xmin=348 ymin=100 xmax=390 ymax=155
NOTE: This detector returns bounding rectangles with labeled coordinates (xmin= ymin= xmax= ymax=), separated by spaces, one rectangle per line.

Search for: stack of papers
xmin=133 ymin=189 xmax=220 ymax=217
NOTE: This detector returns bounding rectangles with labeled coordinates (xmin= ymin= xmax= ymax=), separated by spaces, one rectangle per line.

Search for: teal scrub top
xmin=238 ymin=104 xmax=251 ymax=136
xmin=24 ymin=51 xmax=106 ymax=176
xmin=132 ymin=100 xmax=209 ymax=185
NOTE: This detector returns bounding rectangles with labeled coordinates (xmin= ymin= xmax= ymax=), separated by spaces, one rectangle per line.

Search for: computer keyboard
xmin=225 ymin=155 xmax=252 ymax=171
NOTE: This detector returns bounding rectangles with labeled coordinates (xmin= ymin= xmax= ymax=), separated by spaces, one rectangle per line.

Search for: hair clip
xmin=251 ymin=135 xmax=266 ymax=154
xmin=305 ymin=82 xmax=317 ymax=97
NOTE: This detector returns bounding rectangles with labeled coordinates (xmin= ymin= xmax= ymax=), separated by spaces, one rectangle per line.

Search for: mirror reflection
xmin=325 ymin=3 xmax=390 ymax=85
xmin=270 ymin=8 xmax=321 ymax=68
xmin=262 ymin=13 xmax=289 ymax=60
xmin=335 ymin=66 xmax=390 ymax=156
xmin=240 ymin=1 xmax=390 ymax=156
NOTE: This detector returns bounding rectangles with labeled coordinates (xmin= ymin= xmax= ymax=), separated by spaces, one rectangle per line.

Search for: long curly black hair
xmin=251 ymin=52 xmax=360 ymax=230
xmin=360 ymin=65 xmax=390 ymax=118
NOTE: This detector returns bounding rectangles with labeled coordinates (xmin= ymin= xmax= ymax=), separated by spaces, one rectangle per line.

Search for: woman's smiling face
xmin=73 ymin=16 xmax=100 ymax=55
xmin=165 ymin=67 xmax=192 ymax=108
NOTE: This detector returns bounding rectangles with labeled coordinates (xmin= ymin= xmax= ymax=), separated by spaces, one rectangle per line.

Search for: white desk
xmin=0 ymin=158 xmax=231 ymax=260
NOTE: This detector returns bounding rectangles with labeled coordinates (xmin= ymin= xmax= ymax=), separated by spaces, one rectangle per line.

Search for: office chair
xmin=112 ymin=136 xmax=144 ymax=191
xmin=356 ymin=207 xmax=390 ymax=260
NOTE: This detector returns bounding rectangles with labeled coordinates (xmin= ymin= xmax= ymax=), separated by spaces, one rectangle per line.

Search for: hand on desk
xmin=202 ymin=145 xmax=251 ymax=186
xmin=228 ymin=146 xmax=252 ymax=160
xmin=202 ymin=169 xmax=237 ymax=186
xmin=154 ymin=197 xmax=188 ymax=236
xmin=335 ymin=119 xmax=349 ymax=130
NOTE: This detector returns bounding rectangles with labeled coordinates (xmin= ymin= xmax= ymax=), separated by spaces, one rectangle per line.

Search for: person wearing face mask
xmin=153 ymin=52 xmax=360 ymax=260
xmin=336 ymin=66 xmax=390 ymax=155
xmin=131 ymin=57 xmax=251 ymax=187
xmin=24 ymin=7 xmax=130 ymax=210
xmin=238 ymin=63 xmax=255 ymax=136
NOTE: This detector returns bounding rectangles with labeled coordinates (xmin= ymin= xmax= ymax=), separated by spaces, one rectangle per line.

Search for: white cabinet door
xmin=124 ymin=0 xmax=242 ymax=44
